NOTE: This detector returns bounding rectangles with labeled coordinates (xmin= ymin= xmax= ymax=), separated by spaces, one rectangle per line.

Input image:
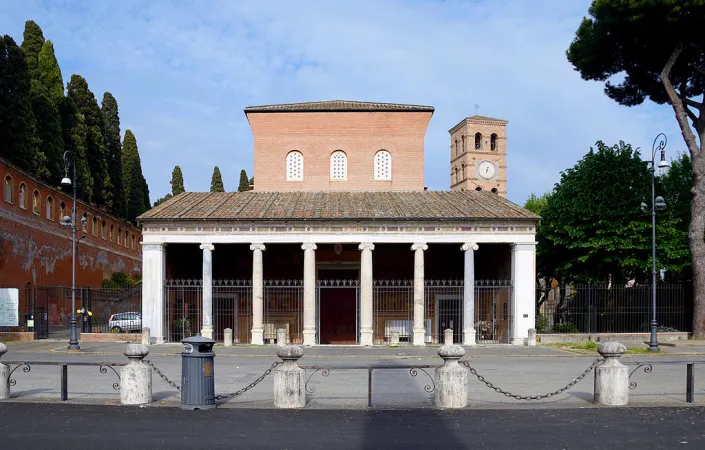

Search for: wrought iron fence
xmin=165 ymin=279 xmax=203 ymax=343
xmin=213 ymin=280 xmax=252 ymax=344
xmin=425 ymin=280 xmax=463 ymax=344
xmin=264 ymin=280 xmax=303 ymax=345
xmin=475 ymin=280 xmax=512 ymax=344
xmin=372 ymin=280 xmax=414 ymax=344
xmin=536 ymin=284 xmax=688 ymax=334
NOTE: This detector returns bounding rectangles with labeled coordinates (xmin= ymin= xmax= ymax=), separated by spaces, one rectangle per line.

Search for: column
xmin=302 ymin=243 xmax=317 ymax=345
xmin=141 ymin=243 xmax=166 ymax=344
xmin=200 ymin=243 xmax=215 ymax=339
xmin=461 ymin=242 xmax=478 ymax=346
xmin=250 ymin=243 xmax=266 ymax=345
xmin=411 ymin=243 xmax=428 ymax=346
xmin=510 ymin=243 xmax=537 ymax=345
xmin=358 ymin=243 xmax=375 ymax=345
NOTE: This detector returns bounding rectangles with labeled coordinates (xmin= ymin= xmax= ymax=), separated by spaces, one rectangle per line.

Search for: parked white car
xmin=108 ymin=312 xmax=141 ymax=332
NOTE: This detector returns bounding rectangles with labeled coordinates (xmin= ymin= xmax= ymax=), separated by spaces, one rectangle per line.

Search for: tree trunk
xmin=690 ymin=149 xmax=705 ymax=336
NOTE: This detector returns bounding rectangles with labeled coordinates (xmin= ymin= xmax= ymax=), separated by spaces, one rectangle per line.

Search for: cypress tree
xmin=122 ymin=130 xmax=147 ymax=221
xmin=59 ymin=96 xmax=93 ymax=202
xmin=38 ymin=40 xmax=64 ymax=104
xmin=153 ymin=193 xmax=173 ymax=207
xmin=101 ymin=92 xmax=125 ymax=218
xmin=0 ymin=35 xmax=42 ymax=174
xmin=67 ymin=74 xmax=111 ymax=207
xmin=20 ymin=20 xmax=44 ymax=81
xmin=171 ymin=166 xmax=185 ymax=196
xmin=237 ymin=169 xmax=250 ymax=192
xmin=142 ymin=174 xmax=150 ymax=213
xmin=30 ymin=80 xmax=63 ymax=184
xmin=211 ymin=166 xmax=224 ymax=192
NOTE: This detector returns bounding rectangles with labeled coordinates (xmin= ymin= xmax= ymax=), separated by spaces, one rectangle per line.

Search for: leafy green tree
xmin=659 ymin=154 xmax=695 ymax=281
xmin=67 ymin=74 xmax=111 ymax=207
xmin=101 ymin=92 xmax=125 ymax=218
xmin=38 ymin=40 xmax=64 ymax=105
xmin=59 ymin=96 xmax=93 ymax=201
xmin=238 ymin=169 xmax=252 ymax=192
xmin=153 ymin=193 xmax=173 ymax=207
xmin=210 ymin=166 xmax=225 ymax=192
xmin=30 ymin=80 xmax=63 ymax=184
xmin=567 ymin=0 xmax=705 ymax=334
xmin=20 ymin=20 xmax=44 ymax=81
xmin=122 ymin=130 xmax=147 ymax=221
xmin=171 ymin=166 xmax=185 ymax=196
xmin=0 ymin=35 xmax=43 ymax=175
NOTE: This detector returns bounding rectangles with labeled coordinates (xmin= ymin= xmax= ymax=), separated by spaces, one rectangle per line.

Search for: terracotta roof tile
xmin=244 ymin=100 xmax=434 ymax=113
xmin=138 ymin=191 xmax=538 ymax=222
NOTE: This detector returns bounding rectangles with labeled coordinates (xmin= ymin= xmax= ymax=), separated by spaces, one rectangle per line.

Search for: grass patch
xmin=547 ymin=341 xmax=660 ymax=354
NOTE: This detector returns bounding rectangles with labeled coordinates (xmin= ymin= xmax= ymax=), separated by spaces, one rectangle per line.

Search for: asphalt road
xmin=1 ymin=404 xmax=704 ymax=449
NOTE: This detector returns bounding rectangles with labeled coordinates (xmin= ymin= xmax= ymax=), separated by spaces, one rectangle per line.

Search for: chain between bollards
xmin=145 ymin=359 xmax=181 ymax=391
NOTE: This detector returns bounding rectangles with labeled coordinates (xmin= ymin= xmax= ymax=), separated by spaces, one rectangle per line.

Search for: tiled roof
xmin=138 ymin=191 xmax=538 ymax=222
xmin=466 ymin=115 xmax=507 ymax=123
xmin=244 ymin=100 xmax=435 ymax=113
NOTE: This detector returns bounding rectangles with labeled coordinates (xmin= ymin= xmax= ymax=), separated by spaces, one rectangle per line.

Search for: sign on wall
xmin=0 ymin=288 xmax=19 ymax=327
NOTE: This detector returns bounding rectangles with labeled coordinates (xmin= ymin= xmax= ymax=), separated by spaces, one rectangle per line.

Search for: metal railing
xmin=627 ymin=360 xmax=704 ymax=403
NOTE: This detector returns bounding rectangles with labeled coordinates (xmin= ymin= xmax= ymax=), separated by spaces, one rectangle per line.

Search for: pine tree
xmin=171 ymin=166 xmax=185 ymax=196
xmin=30 ymin=80 xmax=63 ymax=184
xmin=59 ymin=96 xmax=93 ymax=202
xmin=153 ymin=193 xmax=173 ymax=207
xmin=0 ymin=35 xmax=42 ymax=174
xmin=38 ymin=40 xmax=64 ymax=104
xmin=67 ymin=74 xmax=111 ymax=207
xmin=101 ymin=92 xmax=125 ymax=218
xmin=211 ymin=166 xmax=224 ymax=192
xmin=121 ymin=130 xmax=147 ymax=221
xmin=20 ymin=20 xmax=44 ymax=81
xmin=238 ymin=169 xmax=251 ymax=192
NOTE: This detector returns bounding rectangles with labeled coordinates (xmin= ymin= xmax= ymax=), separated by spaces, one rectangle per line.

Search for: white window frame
xmin=374 ymin=150 xmax=392 ymax=181
xmin=330 ymin=150 xmax=347 ymax=181
xmin=286 ymin=151 xmax=304 ymax=181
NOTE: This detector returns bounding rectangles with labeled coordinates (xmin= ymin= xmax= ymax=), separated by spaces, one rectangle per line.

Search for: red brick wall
xmin=248 ymin=111 xmax=432 ymax=191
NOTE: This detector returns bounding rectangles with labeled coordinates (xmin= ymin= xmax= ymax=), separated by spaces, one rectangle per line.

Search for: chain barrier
xmin=460 ymin=358 xmax=603 ymax=401
xmin=145 ymin=359 xmax=181 ymax=391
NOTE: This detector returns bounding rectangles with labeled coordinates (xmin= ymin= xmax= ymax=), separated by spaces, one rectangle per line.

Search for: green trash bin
xmin=180 ymin=335 xmax=216 ymax=410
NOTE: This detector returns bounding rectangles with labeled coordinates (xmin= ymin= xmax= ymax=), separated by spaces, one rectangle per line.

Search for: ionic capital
xmin=301 ymin=243 xmax=318 ymax=251
xmin=411 ymin=243 xmax=428 ymax=252
xmin=250 ymin=243 xmax=266 ymax=252
xmin=199 ymin=243 xmax=215 ymax=251
xmin=358 ymin=242 xmax=375 ymax=251
xmin=461 ymin=242 xmax=479 ymax=252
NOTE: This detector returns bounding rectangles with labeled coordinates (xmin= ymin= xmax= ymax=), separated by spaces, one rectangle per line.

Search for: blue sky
xmin=1 ymin=0 xmax=684 ymax=205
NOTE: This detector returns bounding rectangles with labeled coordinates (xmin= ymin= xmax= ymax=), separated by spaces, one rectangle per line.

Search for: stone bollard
xmin=390 ymin=331 xmax=400 ymax=346
xmin=120 ymin=344 xmax=152 ymax=405
xmin=141 ymin=327 xmax=151 ymax=346
xmin=0 ymin=343 xmax=9 ymax=400
xmin=527 ymin=328 xmax=537 ymax=347
xmin=277 ymin=328 xmax=287 ymax=347
xmin=273 ymin=345 xmax=306 ymax=408
xmin=224 ymin=328 xmax=233 ymax=347
xmin=594 ymin=342 xmax=629 ymax=406
xmin=435 ymin=333 xmax=467 ymax=409
xmin=444 ymin=328 xmax=453 ymax=345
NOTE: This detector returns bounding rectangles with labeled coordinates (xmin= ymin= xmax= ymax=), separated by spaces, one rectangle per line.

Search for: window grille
xmin=286 ymin=151 xmax=303 ymax=181
xmin=330 ymin=151 xmax=347 ymax=180
xmin=374 ymin=150 xmax=392 ymax=180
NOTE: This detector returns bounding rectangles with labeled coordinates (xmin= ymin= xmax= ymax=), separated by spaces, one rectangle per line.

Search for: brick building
xmin=139 ymin=101 xmax=537 ymax=346
xmin=1 ymin=157 xmax=142 ymax=326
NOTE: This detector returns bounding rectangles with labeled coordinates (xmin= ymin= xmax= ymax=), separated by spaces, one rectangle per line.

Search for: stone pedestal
xmin=277 ymin=328 xmax=287 ymax=347
xmin=527 ymin=328 xmax=537 ymax=347
xmin=434 ymin=339 xmax=467 ymax=409
xmin=594 ymin=342 xmax=628 ymax=406
xmin=0 ymin=343 xmax=8 ymax=400
xmin=224 ymin=328 xmax=233 ymax=347
xmin=390 ymin=331 xmax=400 ymax=346
xmin=141 ymin=327 xmax=151 ymax=346
xmin=120 ymin=344 xmax=152 ymax=405
xmin=274 ymin=345 xmax=306 ymax=408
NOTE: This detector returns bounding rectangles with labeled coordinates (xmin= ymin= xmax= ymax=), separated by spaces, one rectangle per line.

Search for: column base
xmin=303 ymin=329 xmax=316 ymax=346
xmin=201 ymin=326 xmax=214 ymax=340
xmin=413 ymin=329 xmax=426 ymax=346
xmin=463 ymin=330 xmax=476 ymax=346
xmin=359 ymin=329 xmax=373 ymax=346
xmin=251 ymin=328 xmax=264 ymax=345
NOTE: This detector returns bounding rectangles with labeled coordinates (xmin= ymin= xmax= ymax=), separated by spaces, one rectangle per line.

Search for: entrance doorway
xmin=318 ymin=269 xmax=358 ymax=344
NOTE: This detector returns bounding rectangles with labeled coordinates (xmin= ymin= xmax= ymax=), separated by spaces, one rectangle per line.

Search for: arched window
xmin=330 ymin=151 xmax=347 ymax=180
xmin=46 ymin=196 xmax=54 ymax=220
xmin=101 ymin=220 xmax=107 ymax=239
xmin=117 ymin=228 xmax=122 ymax=246
xmin=59 ymin=201 xmax=65 ymax=220
xmin=454 ymin=167 xmax=459 ymax=184
xmin=4 ymin=175 xmax=12 ymax=204
xmin=82 ymin=212 xmax=88 ymax=232
xmin=374 ymin=150 xmax=392 ymax=180
xmin=131 ymin=234 xmax=136 ymax=250
xmin=475 ymin=133 xmax=482 ymax=151
xmin=32 ymin=190 xmax=40 ymax=215
xmin=461 ymin=135 xmax=466 ymax=154
xmin=286 ymin=151 xmax=303 ymax=181
xmin=475 ymin=186 xmax=483 ymax=191
xmin=109 ymin=224 xmax=114 ymax=242
xmin=19 ymin=183 xmax=26 ymax=209
xmin=461 ymin=163 xmax=466 ymax=179
xmin=490 ymin=133 xmax=498 ymax=151
xmin=455 ymin=139 xmax=459 ymax=157
xmin=92 ymin=217 xmax=98 ymax=236
xmin=124 ymin=231 xmax=129 ymax=248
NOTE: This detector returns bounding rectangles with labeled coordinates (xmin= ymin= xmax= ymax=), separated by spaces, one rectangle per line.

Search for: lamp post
xmin=61 ymin=151 xmax=80 ymax=351
xmin=641 ymin=133 xmax=669 ymax=352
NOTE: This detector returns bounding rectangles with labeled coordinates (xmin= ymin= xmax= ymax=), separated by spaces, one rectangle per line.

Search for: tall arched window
xmin=32 ymin=190 xmax=40 ymax=215
xmin=454 ymin=167 xmax=459 ymax=184
xmin=19 ymin=183 xmax=26 ymax=209
xmin=475 ymin=133 xmax=482 ymax=151
xmin=461 ymin=135 xmax=466 ymax=154
xmin=4 ymin=175 xmax=12 ymax=204
xmin=46 ymin=196 xmax=54 ymax=220
xmin=59 ymin=201 xmax=65 ymax=220
xmin=92 ymin=217 xmax=98 ymax=236
xmin=455 ymin=139 xmax=459 ymax=157
xmin=374 ymin=150 xmax=392 ymax=180
xmin=131 ymin=234 xmax=136 ymax=250
xmin=82 ymin=212 xmax=88 ymax=232
xmin=286 ymin=151 xmax=303 ymax=181
xmin=101 ymin=220 xmax=107 ymax=239
xmin=117 ymin=228 xmax=122 ymax=245
xmin=490 ymin=133 xmax=498 ymax=151
xmin=330 ymin=151 xmax=347 ymax=180
xmin=109 ymin=224 xmax=114 ymax=242
xmin=124 ymin=231 xmax=129 ymax=248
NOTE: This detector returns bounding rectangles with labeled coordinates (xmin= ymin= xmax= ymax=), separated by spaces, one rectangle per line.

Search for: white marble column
xmin=461 ymin=242 xmax=479 ymax=346
xmin=302 ymin=243 xmax=317 ymax=345
xmin=510 ymin=243 xmax=537 ymax=345
xmin=411 ymin=243 xmax=428 ymax=346
xmin=141 ymin=243 xmax=166 ymax=344
xmin=200 ymin=243 xmax=215 ymax=339
xmin=250 ymin=243 xmax=266 ymax=345
xmin=358 ymin=242 xmax=375 ymax=346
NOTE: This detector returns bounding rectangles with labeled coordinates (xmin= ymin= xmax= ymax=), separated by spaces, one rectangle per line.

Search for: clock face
xmin=477 ymin=161 xmax=496 ymax=180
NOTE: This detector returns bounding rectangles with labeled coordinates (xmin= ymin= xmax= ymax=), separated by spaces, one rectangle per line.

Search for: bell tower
xmin=448 ymin=114 xmax=508 ymax=197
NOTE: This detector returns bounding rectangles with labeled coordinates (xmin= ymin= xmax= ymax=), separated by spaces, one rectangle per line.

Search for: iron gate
xmin=316 ymin=279 xmax=360 ymax=344
xmin=475 ymin=280 xmax=513 ymax=344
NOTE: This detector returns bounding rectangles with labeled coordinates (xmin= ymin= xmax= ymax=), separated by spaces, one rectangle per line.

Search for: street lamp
xmin=61 ymin=151 xmax=80 ymax=351
xmin=640 ymin=133 xmax=669 ymax=352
